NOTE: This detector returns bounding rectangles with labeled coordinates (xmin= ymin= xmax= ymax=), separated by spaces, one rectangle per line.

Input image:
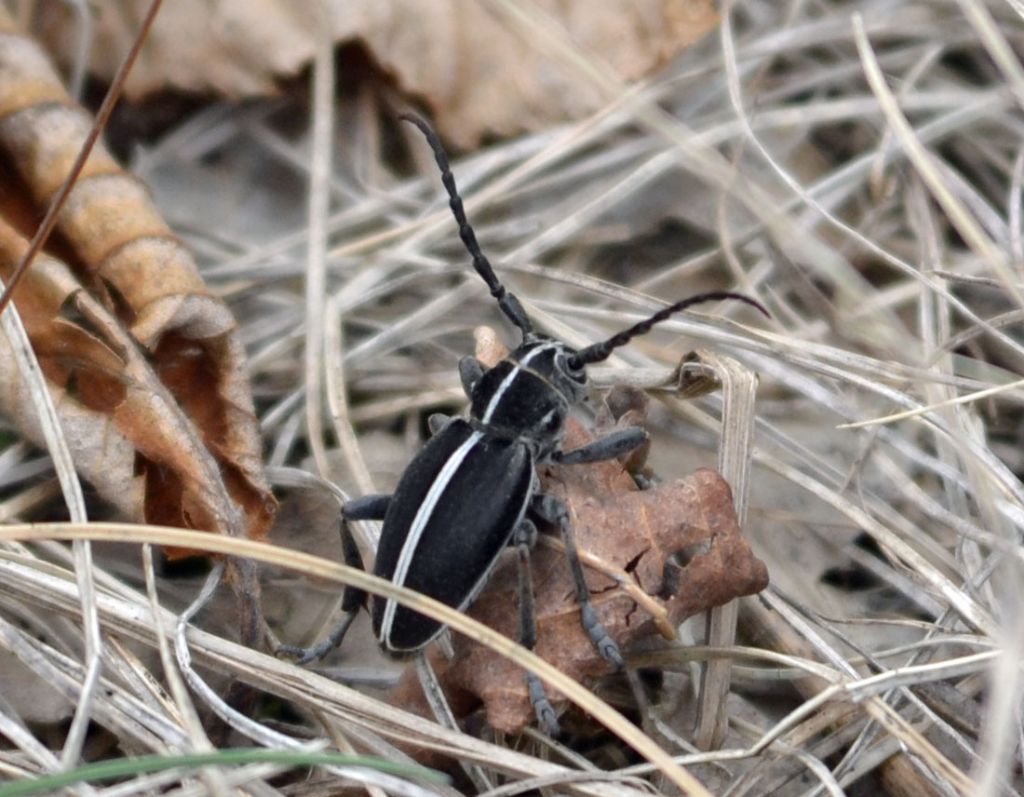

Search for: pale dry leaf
xmin=32 ymin=0 xmax=719 ymax=146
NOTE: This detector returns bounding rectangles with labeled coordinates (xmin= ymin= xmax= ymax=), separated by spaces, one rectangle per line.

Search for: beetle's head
xmin=509 ymin=336 xmax=588 ymax=455
xmin=468 ymin=336 xmax=586 ymax=453
xmin=512 ymin=335 xmax=589 ymax=405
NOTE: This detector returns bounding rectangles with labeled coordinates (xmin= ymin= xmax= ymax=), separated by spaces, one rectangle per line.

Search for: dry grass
xmin=2 ymin=0 xmax=1024 ymax=795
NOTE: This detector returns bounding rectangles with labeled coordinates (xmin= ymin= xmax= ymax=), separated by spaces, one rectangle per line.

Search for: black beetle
xmin=282 ymin=114 xmax=767 ymax=734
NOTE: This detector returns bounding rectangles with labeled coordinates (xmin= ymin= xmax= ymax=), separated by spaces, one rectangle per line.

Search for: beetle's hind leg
xmin=530 ymin=493 xmax=625 ymax=670
xmin=277 ymin=495 xmax=390 ymax=664
xmin=512 ymin=518 xmax=560 ymax=736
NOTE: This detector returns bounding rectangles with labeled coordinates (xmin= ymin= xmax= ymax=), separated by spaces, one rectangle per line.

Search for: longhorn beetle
xmin=281 ymin=114 xmax=768 ymax=734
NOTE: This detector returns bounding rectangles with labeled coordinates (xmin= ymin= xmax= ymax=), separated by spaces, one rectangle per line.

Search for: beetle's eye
xmin=565 ymin=354 xmax=586 ymax=382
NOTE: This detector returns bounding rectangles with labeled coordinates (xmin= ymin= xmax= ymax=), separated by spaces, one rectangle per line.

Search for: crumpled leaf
xmin=30 ymin=0 xmax=718 ymax=147
xmin=0 ymin=11 xmax=275 ymax=554
xmin=390 ymin=334 xmax=768 ymax=734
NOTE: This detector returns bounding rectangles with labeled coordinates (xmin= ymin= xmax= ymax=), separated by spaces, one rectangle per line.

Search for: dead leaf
xmin=389 ymin=334 xmax=768 ymax=734
xmin=0 ymin=11 xmax=275 ymax=555
xmin=30 ymin=0 xmax=719 ymax=147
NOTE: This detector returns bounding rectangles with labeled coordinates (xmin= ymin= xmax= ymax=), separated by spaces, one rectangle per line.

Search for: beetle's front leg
xmin=529 ymin=493 xmax=625 ymax=670
xmin=458 ymin=356 xmax=485 ymax=398
xmin=511 ymin=518 xmax=560 ymax=736
xmin=277 ymin=495 xmax=390 ymax=664
xmin=550 ymin=427 xmax=647 ymax=466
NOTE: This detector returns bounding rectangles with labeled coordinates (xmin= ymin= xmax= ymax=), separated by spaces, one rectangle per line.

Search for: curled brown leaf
xmin=0 ymin=12 xmax=275 ymax=554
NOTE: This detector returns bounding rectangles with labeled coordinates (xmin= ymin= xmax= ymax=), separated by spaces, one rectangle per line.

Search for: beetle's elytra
xmin=280 ymin=114 xmax=768 ymax=735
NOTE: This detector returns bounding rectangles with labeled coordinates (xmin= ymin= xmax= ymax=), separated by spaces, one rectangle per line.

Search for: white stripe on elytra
xmin=380 ymin=430 xmax=483 ymax=648
xmin=481 ymin=341 xmax=557 ymax=424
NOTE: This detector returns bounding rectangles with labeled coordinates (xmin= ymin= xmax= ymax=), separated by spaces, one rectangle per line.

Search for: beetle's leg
xmin=278 ymin=610 xmax=359 ymax=664
xmin=343 ymin=494 xmax=390 ymax=520
xmin=277 ymin=515 xmax=368 ymax=663
xmin=530 ymin=494 xmax=625 ymax=670
xmin=458 ymin=356 xmax=485 ymax=398
xmin=278 ymin=496 xmax=390 ymax=664
xmin=333 ymin=495 xmax=392 ymax=626
xmin=550 ymin=427 xmax=647 ymax=466
xmin=512 ymin=518 xmax=560 ymax=736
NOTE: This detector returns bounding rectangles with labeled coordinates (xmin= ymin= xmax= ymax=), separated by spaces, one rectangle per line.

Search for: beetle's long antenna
xmin=402 ymin=114 xmax=533 ymax=339
xmin=573 ymin=291 xmax=769 ymax=366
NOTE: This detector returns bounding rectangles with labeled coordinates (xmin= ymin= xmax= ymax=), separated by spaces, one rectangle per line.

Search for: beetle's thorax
xmin=469 ymin=336 xmax=587 ymax=454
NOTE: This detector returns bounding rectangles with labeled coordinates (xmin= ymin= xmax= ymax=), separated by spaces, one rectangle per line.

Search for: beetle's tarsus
xmin=278 ymin=609 xmax=359 ymax=664
xmin=581 ymin=604 xmax=625 ymax=670
xmin=276 ymin=644 xmax=323 ymax=666
xmin=534 ymin=428 xmax=639 ymax=678
xmin=530 ymin=493 xmax=627 ymax=676
xmin=528 ymin=672 xmax=561 ymax=736
xmin=516 ymin=521 xmax=567 ymax=734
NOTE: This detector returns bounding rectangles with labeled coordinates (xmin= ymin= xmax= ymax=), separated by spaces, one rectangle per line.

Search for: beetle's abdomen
xmin=372 ymin=418 xmax=534 ymax=653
